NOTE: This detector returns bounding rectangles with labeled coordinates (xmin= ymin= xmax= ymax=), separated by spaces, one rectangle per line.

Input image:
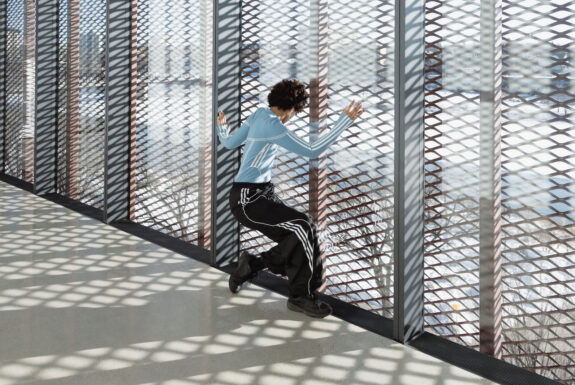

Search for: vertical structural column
xmin=479 ymin=0 xmax=503 ymax=359
xmin=34 ymin=0 xmax=59 ymax=195
xmin=309 ymin=0 xmax=328 ymax=266
xmin=128 ymin=0 xmax=138 ymax=221
xmin=0 ymin=0 xmax=6 ymax=173
xmin=66 ymin=0 xmax=80 ymax=199
xmin=212 ymin=0 xmax=241 ymax=266
xmin=104 ymin=0 xmax=132 ymax=223
xmin=393 ymin=0 xmax=426 ymax=343
xmin=198 ymin=0 xmax=213 ymax=250
xmin=22 ymin=0 xmax=34 ymax=182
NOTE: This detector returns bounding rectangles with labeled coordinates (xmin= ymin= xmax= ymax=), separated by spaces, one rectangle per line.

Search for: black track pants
xmin=229 ymin=182 xmax=324 ymax=298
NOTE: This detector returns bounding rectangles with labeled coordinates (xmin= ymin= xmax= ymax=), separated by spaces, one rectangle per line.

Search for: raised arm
xmin=216 ymin=111 xmax=251 ymax=149
xmin=272 ymin=113 xmax=353 ymax=158
xmin=272 ymin=100 xmax=363 ymax=158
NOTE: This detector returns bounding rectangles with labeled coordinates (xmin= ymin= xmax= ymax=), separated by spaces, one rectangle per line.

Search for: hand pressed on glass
xmin=217 ymin=110 xmax=228 ymax=127
xmin=342 ymin=100 xmax=364 ymax=121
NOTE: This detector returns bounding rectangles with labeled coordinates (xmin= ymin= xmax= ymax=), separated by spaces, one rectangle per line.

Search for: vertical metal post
xmin=198 ymin=0 xmax=213 ymax=250
xmin=393 ymin=0 xmax=426 ymax=343
xmin=211 ymin=0 xmax=242 ymax=266
xmin=309 ymin=0 xmax=329 ymax=280
xmin=128 ymin=0 xmax=138 ymax=221
xmin=423 ymin=0 xmax=445 ymax=258
xmin=479 ymin=0 xmax=503 ymax=359
xmin=103 ymin=0 xmax=132 ymax=223
xmin=34 ymin=0 xmax=59 ymax=195
xmin=198 ymin=142 xmax=213 ymax=249
xmin=66 ymin=0 xmax=80 ymax=199
xmin=22 ymin=0 xmax=34 ymax=182
xmin=0 ymin=0 xmax=6 ymax=174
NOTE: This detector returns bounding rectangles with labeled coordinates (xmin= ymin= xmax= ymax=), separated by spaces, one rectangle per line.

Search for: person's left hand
xmin=217 ymin=111 xmax=228 ymax=126
xmin=342 ymin=100 xmax=364 ymax=121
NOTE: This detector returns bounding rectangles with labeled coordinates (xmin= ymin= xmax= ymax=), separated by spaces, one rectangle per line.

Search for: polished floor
xmin=0 ymin=182 xmax=499 ymax=385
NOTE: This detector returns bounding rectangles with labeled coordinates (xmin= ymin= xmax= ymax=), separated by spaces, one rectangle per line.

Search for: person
xmin=216 ymin=79 xmax=363 ymax=318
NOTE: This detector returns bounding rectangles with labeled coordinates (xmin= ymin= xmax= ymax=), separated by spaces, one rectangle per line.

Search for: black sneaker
xmin=287 ymin=293 xmax=332 ymax=318
xmin=228 ymin=252 xmax=257 ymax=294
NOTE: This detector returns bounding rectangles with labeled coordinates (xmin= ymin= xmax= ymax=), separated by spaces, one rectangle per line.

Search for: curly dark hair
xmin=267 ymin=79 xmax=309 ymax=113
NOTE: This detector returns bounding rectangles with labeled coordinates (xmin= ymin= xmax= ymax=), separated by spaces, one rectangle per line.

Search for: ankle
xmin=249 ymin=256 xmax=266 ymax=272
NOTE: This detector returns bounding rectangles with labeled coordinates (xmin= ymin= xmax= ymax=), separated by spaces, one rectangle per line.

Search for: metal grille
xmin=500 ymin=1 xmax=575 ymax=382
xmin=322 ymin=0 xmax=394 ymax=316
xmin=239 ymin=0 xmax=312 ymax=254
xmin=239 ymin=0 xmax=395 ymax=316
xmin=56 ymin=0 xmax=106 ymax=209
xmin=423 ymin=0 xmax=482 ymax=347
xmin=131 ymin=0 xmax=213 ymax=247
xmin=5 ymin=0 xmax=35 ymax=182
xmin=56 ymin=0 xmax=69 ymax=195
xmin=424 ymin=0 xmax=575 ymax=382
xmin=75 ymin=0 xmax=106 ymax=208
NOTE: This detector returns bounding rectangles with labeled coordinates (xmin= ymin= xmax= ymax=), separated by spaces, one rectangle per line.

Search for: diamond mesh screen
xmin=240 ymin=0 xmax=395 ymax=316
xmin=239 ymin=0 xmax=312 ymax=257
xmin=5 ymin=0 xmax=35 ymax=182
xmin=322 ymin=0 xmax=394 ymax=315
xmin=424 ymin=0 xmax=482 ymax=347
xmin=424 ymin=0 xmax=575 ymax=382
xmin=500 ymin=1 xmax=575 ymax=382
xmin=56 ymin=0 xmax=69 ymax=194
xmin=56 ymin=0 xmax=106 ymax=209
xmin=130 ymin=0 xmax=213 ymax=247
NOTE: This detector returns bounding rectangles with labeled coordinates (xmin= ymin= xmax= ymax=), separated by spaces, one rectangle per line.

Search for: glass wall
xmin=424 ymin=0 xmax=575 ymax=382
xmin=239 ymin=0 xmax=395 ymax=317
xmin=131 ymin=0 xmax=213 ymax=248
xmin=5 ymin=0 xmax=35 ymax=182
xmin=423 ymin=0 xmax=482 ymax=348
xmin=500 ymin=1 xmax=574 ymax=381
xmin=53 ymin=0 xmax=213 ymax=234
xmin=56 ymin=0 xmax=106 ymax=208
xmin=0 ymin=0 xmax=573 ymax=382
xmin=56 ymin=0 xmax=69 ymax=194
xmin=239 ymin=0 xmax=312 ymax=256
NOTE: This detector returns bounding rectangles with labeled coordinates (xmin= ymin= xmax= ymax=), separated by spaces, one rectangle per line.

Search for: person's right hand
xmin=217 ymin=111 xmax=228 ymax=126
xmin=342 ymin=100 xmax=364 ymax=121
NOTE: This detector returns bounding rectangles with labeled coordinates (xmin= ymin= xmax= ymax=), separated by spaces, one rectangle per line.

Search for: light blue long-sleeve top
xmin=217 ymin=107 xmax=354 ymax=183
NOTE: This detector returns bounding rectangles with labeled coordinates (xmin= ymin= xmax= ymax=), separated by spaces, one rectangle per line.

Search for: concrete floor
xmin=0 ymin=181 xmax=500 ymax=385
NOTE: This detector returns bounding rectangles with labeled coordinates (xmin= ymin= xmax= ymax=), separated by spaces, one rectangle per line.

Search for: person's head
xmin=268 ymin=79 xmax=309 ymax=122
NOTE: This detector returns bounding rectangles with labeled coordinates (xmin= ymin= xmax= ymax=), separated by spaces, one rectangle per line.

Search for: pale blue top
xmin=217 ymin=107 xmax=353 ymax=183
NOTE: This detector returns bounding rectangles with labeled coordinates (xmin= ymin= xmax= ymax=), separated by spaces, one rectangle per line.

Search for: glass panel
xmin=56 ymin=0 xmax=69 ymax=193
xmin=131 ymin=0 xmax=213 ymax=247
xmin=56 ymin=0 xmax=106 ymax=208
xmin=501 ymin=1 xmax=575 ymax=382
xmin=322 ymin=0 xmax=394 ymax=316
xmin=424 ymin=0 xmax=481 ymax=346
xmin=425 ymin=0 xmax=575 ymax=381
xmin=5 ymin=0 xmax=35 ymax=182
xmin=240 ymin=0 xmax=312 ymax=256
xmin=240 ymin=0 xmax=395 ymax=316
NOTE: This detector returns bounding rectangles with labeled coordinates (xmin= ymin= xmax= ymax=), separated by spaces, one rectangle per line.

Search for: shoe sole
xmin=287 ymin=301 xmax=331 ymax=318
